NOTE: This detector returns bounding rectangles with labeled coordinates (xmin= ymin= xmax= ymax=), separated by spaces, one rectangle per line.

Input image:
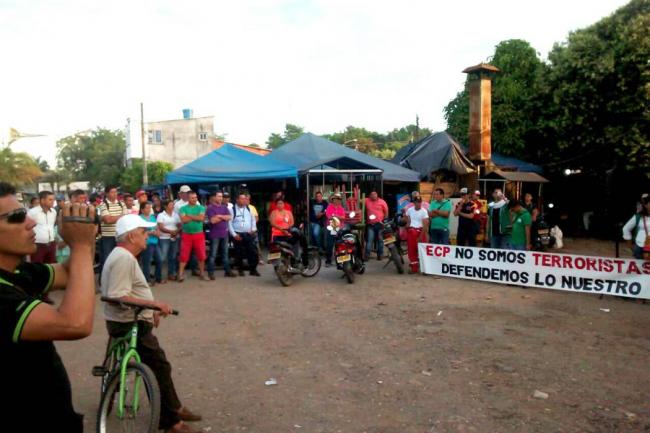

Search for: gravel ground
xmin=53 ymin=238 xmax=649 ymax=433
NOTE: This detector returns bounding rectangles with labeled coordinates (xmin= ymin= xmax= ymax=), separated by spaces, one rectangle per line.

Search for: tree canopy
xmin=120 ymin=159 xmax=174 ymax=192
xmin=267 ymin=122 xmax=432 ymax=160
xmin=444 ymin=39 xmax=546 ymax=159
xmin=56 ymin=128 xmax=126 ymax=190
xmin=266 ymin=124 xmax=305 ymax=149
xmin=443 ymin=0 xmax=649 ymax=176
xmin=0 ymin=147 xmax=43 ymax=186
xmin=542 ymin=0 xmax=649 ymax=175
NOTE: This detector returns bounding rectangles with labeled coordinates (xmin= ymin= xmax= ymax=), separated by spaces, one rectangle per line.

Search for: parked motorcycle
xmin=268 ymin=226 xmax=321 ymax=286
xmin=374 ymin=216 xmax=404 ymax=274
xmin=533 ymin=206 xmax=556 ymax=251
xmin=328 ymin=213 xmax=365 ymax=284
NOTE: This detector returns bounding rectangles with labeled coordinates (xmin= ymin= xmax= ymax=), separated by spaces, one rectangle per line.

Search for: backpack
xmin=98 ymin=199 xmax=125 ymax=236
xmin=232 ymin=205 xmax=250 ymax=220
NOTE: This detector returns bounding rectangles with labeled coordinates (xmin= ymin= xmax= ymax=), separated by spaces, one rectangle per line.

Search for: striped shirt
xmin=98 ymin=200 xmax=126 ymax=238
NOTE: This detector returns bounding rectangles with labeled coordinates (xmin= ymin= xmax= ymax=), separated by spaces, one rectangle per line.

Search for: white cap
xmin=116 ymin=214 xmax=157 ymax=237
xmin=459 ymin=187 xmax=468 ymax=194
xmin=179 ymin=185 xmax=191 ymax=193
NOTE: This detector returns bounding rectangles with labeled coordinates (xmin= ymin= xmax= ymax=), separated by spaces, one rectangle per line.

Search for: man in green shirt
xmin=428 ymin=188 xmax=452 ymax=245
xmin=508 ymin=200 xmax=532 ymax=251
xmin=177 ymin=192 xmax=208 ymax=282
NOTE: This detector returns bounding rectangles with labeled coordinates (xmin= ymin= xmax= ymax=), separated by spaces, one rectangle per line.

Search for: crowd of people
xmin=4 ymin=179 xmax=649 ymax=432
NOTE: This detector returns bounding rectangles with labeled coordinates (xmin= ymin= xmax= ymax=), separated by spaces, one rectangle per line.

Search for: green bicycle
xmin=93 ymin=296 xmax=178 ymax=433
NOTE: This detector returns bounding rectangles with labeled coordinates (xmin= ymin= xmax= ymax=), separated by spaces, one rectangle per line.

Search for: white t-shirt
xmin=101 ymin=247 xmax=154 ymax=323
xmin=407 ymin=207 xmax=429 ymax=229
xmin=156 ymin=211 xmax=181 ymax=240
xmin=173 ymin=199 xmax=188 ymax=214
xmin=622 ymin=214 xmax=650 ymax=248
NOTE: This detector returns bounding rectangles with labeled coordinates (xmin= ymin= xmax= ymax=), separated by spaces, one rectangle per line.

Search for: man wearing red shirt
xmin=365 ymin=190 xmax=389 ymax=260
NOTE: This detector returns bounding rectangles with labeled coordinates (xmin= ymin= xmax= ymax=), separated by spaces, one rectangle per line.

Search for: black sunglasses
xmin=0 ymin=208 xmax=28 ymax=224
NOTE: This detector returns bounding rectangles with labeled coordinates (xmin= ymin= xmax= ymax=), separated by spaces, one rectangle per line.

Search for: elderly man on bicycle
xmin=101 ymin=214 xmax=202 ymax=433
xmin=0 ymin=182 xmax=96 ymax=432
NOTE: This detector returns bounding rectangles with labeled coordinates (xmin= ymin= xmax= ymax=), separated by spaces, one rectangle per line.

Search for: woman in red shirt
xmin=269 ymin=199 xmax=294 ymax=243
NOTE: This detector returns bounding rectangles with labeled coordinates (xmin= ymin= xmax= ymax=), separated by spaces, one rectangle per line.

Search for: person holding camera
xmin=0 ymin=182 xmax=97 ymax=432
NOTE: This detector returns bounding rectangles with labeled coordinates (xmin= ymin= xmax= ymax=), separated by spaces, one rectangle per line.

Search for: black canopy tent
xmin=392 ymin=131 xmax=476 ymax=178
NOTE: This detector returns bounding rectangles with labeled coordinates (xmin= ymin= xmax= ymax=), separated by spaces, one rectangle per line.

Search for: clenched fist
xmin=57 ymin=203 xmax=97 ymax=248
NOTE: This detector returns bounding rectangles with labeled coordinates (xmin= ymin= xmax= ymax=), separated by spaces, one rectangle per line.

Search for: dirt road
xmin=55 ymin=240 xmax=649 ymax=433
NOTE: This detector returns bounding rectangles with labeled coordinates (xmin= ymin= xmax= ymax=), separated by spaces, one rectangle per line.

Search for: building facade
xmin=126 ymin=112 xmax=216 ymax=168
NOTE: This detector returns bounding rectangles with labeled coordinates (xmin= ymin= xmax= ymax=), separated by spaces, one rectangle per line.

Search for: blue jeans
xmin=140 ymin=243 xmax=162 ymax=282
xmin=158 ymin=238 xmax=178 ymax=278
xmin=208 ymin=237 xmax=231 ymax=273
xmin=490 ymin=234 xmax=510 ymax=249
xmin=430 ymin=228 xmax=450 ymax=245
xmin=310 ymin=223 xmax=323 ymax=249
xmin=509 ymin=243 xmax=527 ymax=251
xmin=366 ymin=223 xmax=384 ymax=258
xmin=100 ymin=236 xmax=117 ymax=270
xmin=326 ymin=233 xmax=336 ymax=264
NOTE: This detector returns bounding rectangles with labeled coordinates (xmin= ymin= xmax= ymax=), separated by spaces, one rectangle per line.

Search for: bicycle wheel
xmin=97 ymin=362 xmax=160 ymax=433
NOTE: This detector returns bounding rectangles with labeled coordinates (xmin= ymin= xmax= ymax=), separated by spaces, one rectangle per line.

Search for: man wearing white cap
xmin=101 ymin=214 xmax=202 ymax=433
xmin=173 ymin=185 xmax=192 ymax=214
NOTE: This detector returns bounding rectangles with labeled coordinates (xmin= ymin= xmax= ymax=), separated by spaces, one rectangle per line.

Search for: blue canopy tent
xmin=267 ymin=133 xmax=421 ymax=183
xmin=165 ymin=143 xmax=298 ymax=185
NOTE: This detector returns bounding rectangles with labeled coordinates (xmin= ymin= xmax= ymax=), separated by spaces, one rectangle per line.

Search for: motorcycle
xmin=370 ymin=215 xmax=404 ymax=274
xmin=268 ymin=226 xmax=321 ymax=286
xmin=533 ymin=207 xmax=556 ymax=251
xmin=328 ymin=213 xmax=365 ymax=284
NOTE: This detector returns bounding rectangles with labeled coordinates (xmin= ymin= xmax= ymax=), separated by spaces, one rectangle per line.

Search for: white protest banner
xmin=418 ymin=244 xmax=650 ymax=300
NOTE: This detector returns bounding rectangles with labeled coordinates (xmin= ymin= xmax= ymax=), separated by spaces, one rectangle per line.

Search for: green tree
xmin=0 ymin=147 xmax=42 ymax=186
xmin=324 ymin=126 xmax=383 ymax=153
xmin=120 ymin=159 xmax=174 ymax=192
xmin=266 ymin=124 xmax=305 ymax=149
xmin=40 ymin=169 xmax=71 ymax=193
xmin=34 ymin=156 xmax=50 ymax=172
xmin=542 ymin=0 xmax=650 ymax=175
xmin=443 ymin=39 xmax=547 ymax=158
xmin=56 ymin=128 xmax=126 ymax=189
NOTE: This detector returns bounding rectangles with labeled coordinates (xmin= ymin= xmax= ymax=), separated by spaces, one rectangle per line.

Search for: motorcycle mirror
xmin=349 ymin=211 xmax=356 ymax=218
xmin=369 ymin=214 xmax=376 ymax=220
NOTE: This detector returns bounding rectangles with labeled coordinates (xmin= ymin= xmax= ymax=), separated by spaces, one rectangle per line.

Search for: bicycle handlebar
xmin=100 ymin=296 xmax=179 ymax=316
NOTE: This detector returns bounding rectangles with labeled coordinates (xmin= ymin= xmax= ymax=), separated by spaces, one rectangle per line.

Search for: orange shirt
xmin=271 ymin=210 xmax=293 ymax=238
xmin=365 ymin=198 xmax=388 ymax=224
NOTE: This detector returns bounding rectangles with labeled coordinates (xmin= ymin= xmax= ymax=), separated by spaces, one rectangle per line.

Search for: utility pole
xmin=140 ymin=102 xmax=148 ymax=185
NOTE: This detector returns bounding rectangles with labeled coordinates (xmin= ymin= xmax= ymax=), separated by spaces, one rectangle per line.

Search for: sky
xmin=0 ymin=0 xmax=630 ymax=167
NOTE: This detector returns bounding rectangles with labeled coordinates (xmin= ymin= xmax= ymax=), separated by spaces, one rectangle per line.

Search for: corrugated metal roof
xmin=483 ymin=169 xmax=549 ymax=183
